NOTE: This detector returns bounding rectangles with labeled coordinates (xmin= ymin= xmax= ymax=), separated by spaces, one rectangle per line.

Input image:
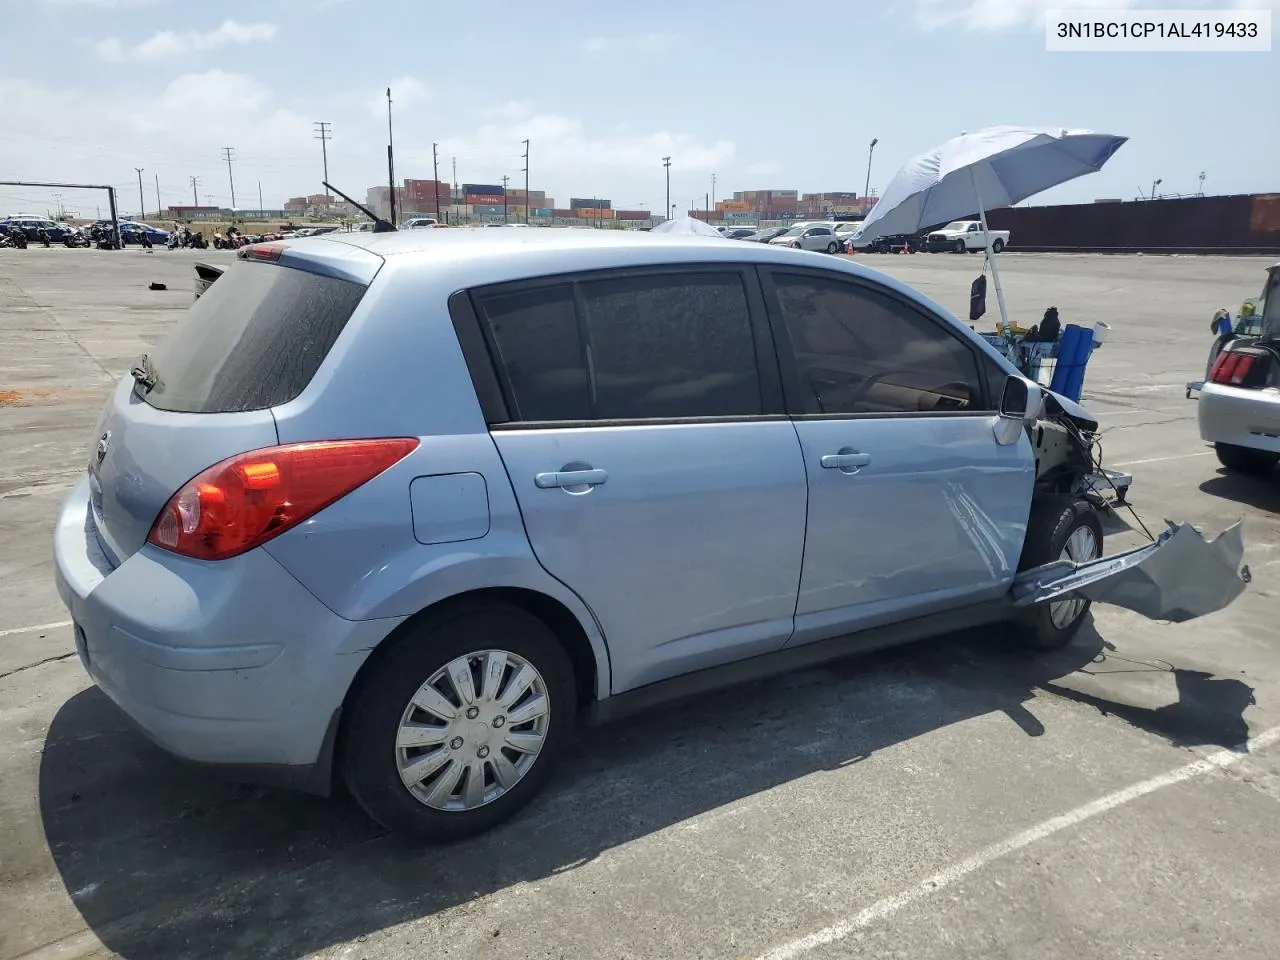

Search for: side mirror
xmin=999 ymin=376 xmax=1043 ymax=425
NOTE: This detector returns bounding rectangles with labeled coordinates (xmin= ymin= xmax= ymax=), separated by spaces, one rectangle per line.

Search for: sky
xmin=0 ymin=0 xmax=1276 ymax=220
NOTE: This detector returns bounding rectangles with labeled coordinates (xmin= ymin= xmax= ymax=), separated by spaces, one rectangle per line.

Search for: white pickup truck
xmin=924 ymin=220 xmax=1010 ymax=254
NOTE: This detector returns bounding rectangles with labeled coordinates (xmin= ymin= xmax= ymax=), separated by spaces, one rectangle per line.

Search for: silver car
xmin=768 ymin=223 xmax=843 ymax=253
xmin=1195 ymin=262 xmax=1280 ymax=475
xmin=53 ymin=230 xmax=1247 ymax=842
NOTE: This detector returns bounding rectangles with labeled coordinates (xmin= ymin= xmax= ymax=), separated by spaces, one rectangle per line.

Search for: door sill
xmin=584 ymin=599 xmax=1013 ymax=726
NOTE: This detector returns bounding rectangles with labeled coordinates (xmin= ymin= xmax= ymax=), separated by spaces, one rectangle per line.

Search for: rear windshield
xmin=142 ymin=261 xmax=366 ymax=413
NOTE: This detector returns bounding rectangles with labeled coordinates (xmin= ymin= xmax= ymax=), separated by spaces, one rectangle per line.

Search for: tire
xmin=1008 ymin=497 xmax=1103 ymax=650
xmin=991 ymin=238 xmax=1005 ymax=253
xmin=953 ymin=239 xmax=965 ymax=253
xmin=342 ymin=602 xmax=577 ymax=842
xmin=1215 ymin=442 xmax=1280 ymax=476
xmin=826 ymin=241 xmax=839 ymax=254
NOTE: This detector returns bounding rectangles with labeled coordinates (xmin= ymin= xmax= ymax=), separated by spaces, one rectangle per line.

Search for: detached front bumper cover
xmin=1012 ymin=521 xmax=1249 ymax=622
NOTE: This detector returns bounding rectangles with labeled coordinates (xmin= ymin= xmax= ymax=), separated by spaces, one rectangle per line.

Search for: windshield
xmin=779 ymin=226 xmax=805 ymax=237
xmin=1262 ymin=269 xmax=1279 ymax=340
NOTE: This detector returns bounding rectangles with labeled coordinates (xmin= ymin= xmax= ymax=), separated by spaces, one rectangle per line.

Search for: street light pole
xmin=1150 ymin=178 xmax=1162 ymax=200
xmin=864 ymin=137 xmax=878 ymax=204
xmin=662 ymin=156 xmax=671 ymax=221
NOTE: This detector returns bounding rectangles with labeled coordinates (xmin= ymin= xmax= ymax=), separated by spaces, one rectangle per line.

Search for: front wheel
xmin=342 ymin=603 xmax=576 ymax=842
xmin=826 ymin=241 xmax=839 ymax=254
xmin=953 ymin=239 xmax=966 ymax=253
xmin=1215 ymin=442 xmax=1280 ymax=476
xmin=1009 ymin=497 xmax=1103 ymax=650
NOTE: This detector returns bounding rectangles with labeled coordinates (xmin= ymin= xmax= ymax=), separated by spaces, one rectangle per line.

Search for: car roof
xmin=297 ymin=225 xmax=928 ymax=298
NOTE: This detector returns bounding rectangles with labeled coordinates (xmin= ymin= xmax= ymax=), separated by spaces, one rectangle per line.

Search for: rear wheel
xmin=1215 ymin=442 xmax=1280 ymax=476
xmin=1009 ymin=497 xmax=1103 ymax=650
xmin=992 ymin=238 xmax=1005 ymax=253
xmin=342 ymin=603 xmax=576 ymax=842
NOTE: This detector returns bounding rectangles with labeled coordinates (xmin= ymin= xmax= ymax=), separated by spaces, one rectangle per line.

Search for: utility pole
xmin=189 ymin=175 xmax=201 ymax=207
xmin=134 ymin=167 xmax=145 ymax=218
xmin=258 ymin=181 xmax=264 ymax=216
xmin=221 ymin=147 xmax=236 ymax=210
xmin=432 ymin=143 xmax=441 ymax=217
xmin=314 ymin=122 xmax=332 ymax=202
xmin=864 ymin=137 xmax=878 ymax=204
xmin=452 ymin=156 xmax=457 ymax=194
xmin=385 ymin=89 xmax=396 ymax=226
xmin=502 ymin=175 xmax=510 ymax=224
xmin=662 ymin=156 xmax=671 ymax=221
xmin=521 ymin=138 xmax=530 ymax=223
xmin=711 ymin=172 xmax=716 ymax=208
xmin=154 ymin=174 xmax=162 ymax=220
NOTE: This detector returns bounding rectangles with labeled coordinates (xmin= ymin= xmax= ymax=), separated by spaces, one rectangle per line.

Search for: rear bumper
xmin=53 ymin=476 xmax=403 ymax=787
xmin=1197 ymin=383 xmax=1280 ymax=454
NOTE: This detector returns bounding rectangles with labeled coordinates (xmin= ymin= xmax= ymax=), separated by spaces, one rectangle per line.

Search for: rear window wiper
xmin=130 ymin=354 xmax=158 ymax=393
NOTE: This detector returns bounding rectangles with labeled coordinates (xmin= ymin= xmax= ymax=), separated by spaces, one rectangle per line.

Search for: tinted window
xmin=579 ymin=273 xmax=762 ymax=419
xmin=476 ymin=272 xmax=764 ymax=422
xmin=143 ymin=262 xmax=366 ymax=413
xmin=771 ymin=274 xmax=984 ymax=415
xmin=478 ymin=285 xmax=590 ymax=421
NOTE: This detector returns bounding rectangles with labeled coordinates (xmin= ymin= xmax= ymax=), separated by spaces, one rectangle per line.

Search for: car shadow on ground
xmin=1199 ymin=469 xmax=1280 ymax=513
xmin=36 ymin=622 xmax=1254 ymax=959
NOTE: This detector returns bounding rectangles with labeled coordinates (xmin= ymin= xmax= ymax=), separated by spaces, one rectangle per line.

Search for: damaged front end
xmin=1006 ymin=379 xmax=1248 ymax=623
xmin=1012 ymin=520 xmax=1249 ymax=622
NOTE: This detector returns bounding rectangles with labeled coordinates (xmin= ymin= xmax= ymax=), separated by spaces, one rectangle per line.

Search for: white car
xmin=1196 ymin=262 xmax=1280 ymax=476
xmin=406 ymin=217 xmax=440 ymax=229
xmin=768 ymin=224 xmax=842 ymax=254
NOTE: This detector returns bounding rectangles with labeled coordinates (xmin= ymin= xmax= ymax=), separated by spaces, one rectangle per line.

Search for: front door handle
xmin=534 ymin=468 xmax=608 ymax=489
xmin=820 ymin=452 xmax=872 ymax=470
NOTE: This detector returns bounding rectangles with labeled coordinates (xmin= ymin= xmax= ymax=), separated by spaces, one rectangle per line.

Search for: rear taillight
xmin=1210 ymin=352 xmax=1256 ymax=386
xmin=147 ymin=438 xmax=418 ymax=561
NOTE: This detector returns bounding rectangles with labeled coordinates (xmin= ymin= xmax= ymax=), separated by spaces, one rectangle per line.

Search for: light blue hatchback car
xmin=53 ymin=229 xmax=1245 ymax=840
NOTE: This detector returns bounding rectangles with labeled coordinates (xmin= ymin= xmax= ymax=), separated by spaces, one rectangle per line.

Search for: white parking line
xmin=0 ymin=620 xmax=72 ymax=639
xmin=1112 ymin=450 xmax=1214 ymax=468
xmin=754 ymin=725 xmax=1280 ymax=960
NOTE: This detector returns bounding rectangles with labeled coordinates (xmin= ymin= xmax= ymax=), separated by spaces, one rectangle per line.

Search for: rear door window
xmin=142 ymin=261 xmax=367 ymax=413
xmin=473 ymin=270 xmax=765 ymax=423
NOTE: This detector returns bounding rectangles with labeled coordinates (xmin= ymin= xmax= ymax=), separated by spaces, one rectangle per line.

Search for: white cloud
xmin=582 ymin=32 xmax=681 ymax=53
xmin=906 ymin=0 xmax=1275 ymax=30
xmin=95 ymin=20 xmax=276 ymax=62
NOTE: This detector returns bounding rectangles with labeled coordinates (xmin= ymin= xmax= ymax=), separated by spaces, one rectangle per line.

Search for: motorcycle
xmin=64 ymin=231 xmax=90 ymax=248
xmin=0 ymin=228 xmax=29 ymax=249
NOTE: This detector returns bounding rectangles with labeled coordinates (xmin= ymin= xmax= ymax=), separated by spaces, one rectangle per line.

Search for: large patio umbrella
xmin=853 ymin=126 xmax=1128 ymax=329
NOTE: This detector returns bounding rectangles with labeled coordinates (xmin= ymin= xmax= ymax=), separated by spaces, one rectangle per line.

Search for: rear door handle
xmin=534 ymin=468 xmax=608 ymax=489
xmin=820 ymin=452 xmax=872 ymax=470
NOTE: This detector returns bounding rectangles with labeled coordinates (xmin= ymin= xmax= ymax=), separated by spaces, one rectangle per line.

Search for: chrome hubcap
xmin=395 ymin=649 xmax=550 ymax=812
xmin=1050 ymin=525 xmax=1100 ymax=629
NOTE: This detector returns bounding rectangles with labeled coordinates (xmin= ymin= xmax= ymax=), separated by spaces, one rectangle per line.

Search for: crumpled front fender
xmin=1012 ymin=521 xmax=1249 ymax=622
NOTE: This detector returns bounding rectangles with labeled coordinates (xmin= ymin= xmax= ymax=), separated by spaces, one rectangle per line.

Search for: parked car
xmin=119 ymin=221 xmax=172 ymax=245
xmin=924 ymin=220 xmax=1010 ymax=254
xmin=54 ymin=230 xmax=1243 ymax=842
xmin=1195 ymin=261 xmax=1280 ymax=476
xmin=854 ymin=233 xmax=922 ymax=254
xmin=769 ymin=223 xmax=842 ymax=253
xmin=723 ymin=227 xmax=759 ymax=240
xmin=2 ymin=216 xmax=69 ymax=242
xmin=745 ymin=226 xmax=792 ymax=244
xmin=406 ymin=217 xmax=440 ymax=229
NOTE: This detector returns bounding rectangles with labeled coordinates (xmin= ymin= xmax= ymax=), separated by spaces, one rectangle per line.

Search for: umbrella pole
xmin=969 ymin=168 xmax=1009 ymax=332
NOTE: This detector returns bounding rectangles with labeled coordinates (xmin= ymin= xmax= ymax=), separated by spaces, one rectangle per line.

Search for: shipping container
xmin=570 ymin=197 xmax=611 ymax=210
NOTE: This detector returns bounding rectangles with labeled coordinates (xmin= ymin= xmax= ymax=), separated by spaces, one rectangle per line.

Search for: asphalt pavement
xmin=1 ymin=246 xmax=1278 ymax=960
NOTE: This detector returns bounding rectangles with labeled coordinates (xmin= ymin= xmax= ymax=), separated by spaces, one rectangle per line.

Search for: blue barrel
xmin=1049 ymin=324 xmax=1095 ymax=402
